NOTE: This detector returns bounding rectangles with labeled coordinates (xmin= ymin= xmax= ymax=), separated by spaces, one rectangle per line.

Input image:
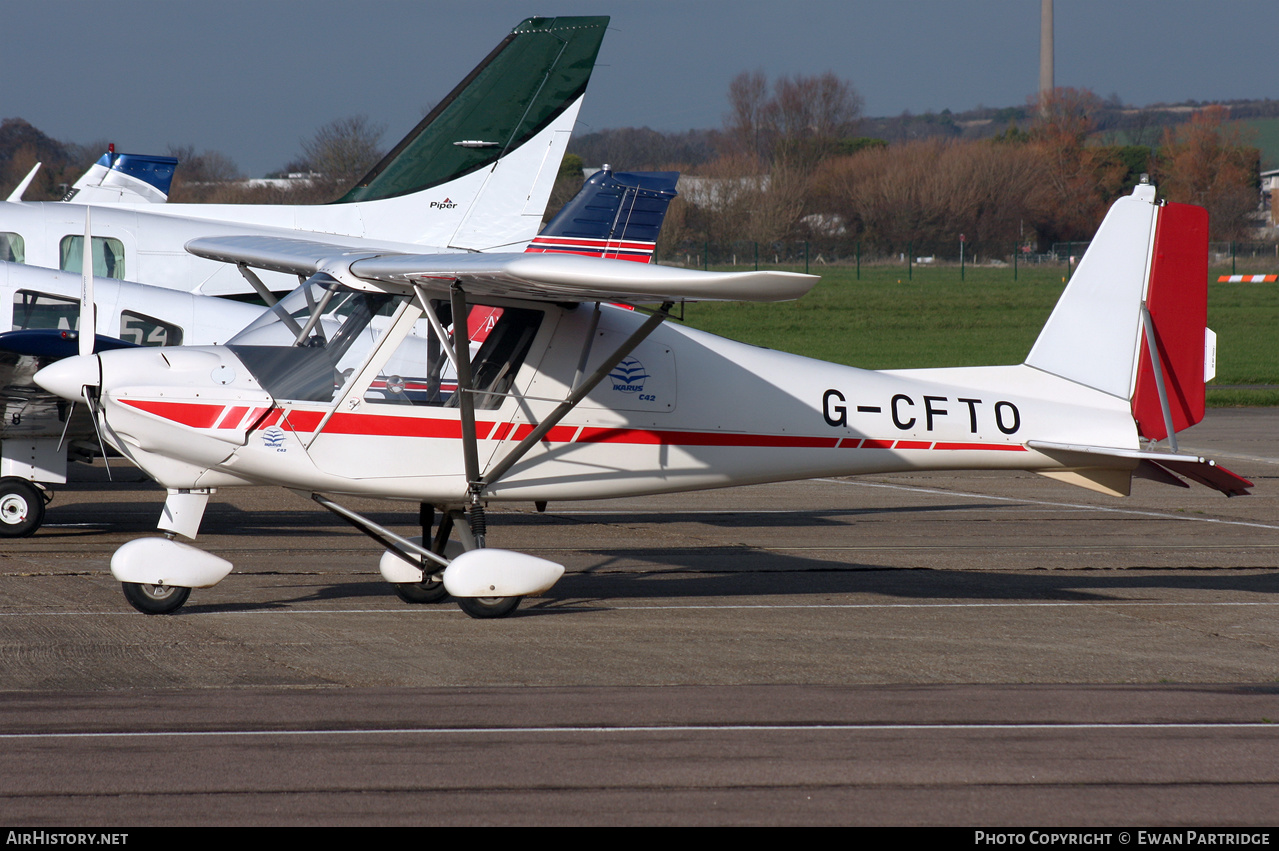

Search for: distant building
xmin=1261 ymin=169 xmax=1279 ymax=226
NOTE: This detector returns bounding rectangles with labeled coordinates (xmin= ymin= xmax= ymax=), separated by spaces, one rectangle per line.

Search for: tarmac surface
xmin=1 ymin=408 xmax=1276 ymax=825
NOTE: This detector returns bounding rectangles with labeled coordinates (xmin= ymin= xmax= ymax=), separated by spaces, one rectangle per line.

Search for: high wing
xmin=184 ymin=235 xmax=818 ymax=305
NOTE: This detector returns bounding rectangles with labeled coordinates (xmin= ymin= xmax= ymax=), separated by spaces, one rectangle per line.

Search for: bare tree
xmin=301 ymin=115 xmax=386 ymax=188
xmin=164 ymin=144 xmax=244 ymax=203
xmin=768 ymin=73 xmax=864 ymax=169
xmin=723 ymin=71 xmax=863 ymax=168
xmin=1028 ymin=88 xmax=1127 ymax=241
xmin=814 ymin=138 xmax=1048 ymax=256
xmin=726 ymin=70 xmax=770 ymax=161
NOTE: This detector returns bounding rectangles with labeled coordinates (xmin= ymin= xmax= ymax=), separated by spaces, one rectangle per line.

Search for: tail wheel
xmin=121 ymin=582 xmax=190 ymax=615
xmin=457 ymin=595 xmax=521 ymax=619
xmin=0 ymin=479 xmax=45 ymax=538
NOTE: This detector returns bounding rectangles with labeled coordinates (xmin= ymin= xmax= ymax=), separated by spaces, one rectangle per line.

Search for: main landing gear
xmin=121 ymin=582 xmax=191 ymax=615
xmin=318 ymin=496 xmax=563 ymax=620
xmin=0 ymin=478 xmax=50 ymax=538
xmin=390 ymin=505 xmax=451 ymax=605
xmin=109 ymin=491 xmax=562 ymax=618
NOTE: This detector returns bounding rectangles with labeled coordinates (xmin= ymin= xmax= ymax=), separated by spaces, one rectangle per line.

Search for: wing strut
xmin=449 ymin=283 xmax=483 ymax=507
xmin=311 ymin=493 xmax=450 ymax=570
xmin=445 ymin=285 xmax=674 ymax=544
xmin=480 ymin=301 xmax=674 ymax=489
xmin=236 ymin=264 xmax=280 ymax=307
xmin=1140 ymin=304 xmax=1178 ymax=453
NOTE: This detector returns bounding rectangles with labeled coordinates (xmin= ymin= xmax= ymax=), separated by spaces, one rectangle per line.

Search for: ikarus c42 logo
xmin=262 ymin=426 xmax=287 ymax=452
xmin=609 ymin=357 xmax=649 ymax=394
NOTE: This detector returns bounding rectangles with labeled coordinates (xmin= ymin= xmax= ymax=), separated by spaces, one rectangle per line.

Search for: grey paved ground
xmin=0 ymin=409 xmax=1275 ymax=825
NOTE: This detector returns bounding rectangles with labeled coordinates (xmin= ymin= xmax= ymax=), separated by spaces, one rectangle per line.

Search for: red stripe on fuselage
xmin=119 ymin=399 xmax=226 ymax=429
xmin=125 ymin=401 xmax=1027 ymax=453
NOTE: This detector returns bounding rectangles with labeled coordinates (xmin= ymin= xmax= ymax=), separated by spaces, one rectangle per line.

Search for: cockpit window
xmin=364 ymin=301 xmax=541 ymax=410
xmin=226 ymin=279 xmax=542 ymax=409
xmin=229 ymin=283 xmax=393 ymax=403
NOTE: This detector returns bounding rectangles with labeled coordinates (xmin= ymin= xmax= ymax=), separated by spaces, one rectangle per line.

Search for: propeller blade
xmin=79 ymin=207 xmax=95 ymax=357
xmin=81 ymin=386 xmax=112 ymax=481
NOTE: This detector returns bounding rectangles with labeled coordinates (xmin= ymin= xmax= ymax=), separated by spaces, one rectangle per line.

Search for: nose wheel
xmin=121 ymin=582 xmax=191 ymax=615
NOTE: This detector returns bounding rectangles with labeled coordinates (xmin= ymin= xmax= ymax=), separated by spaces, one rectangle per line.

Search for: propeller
xmin=79 ymin=207 xmax=94 ymax=357
xmin=76 ymin=207 xmax=111 ymax=478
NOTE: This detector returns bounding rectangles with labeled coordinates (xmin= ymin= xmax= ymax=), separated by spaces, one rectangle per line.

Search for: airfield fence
xmin=657 ymin=239 xmax=1279 ymax=278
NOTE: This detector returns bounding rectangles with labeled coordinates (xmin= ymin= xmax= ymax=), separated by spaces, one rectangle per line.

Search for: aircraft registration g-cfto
xmin=0 ymin=16 xmax=611 ymax=297
xmin=35 ymin=180 xmax=1252 ymax=619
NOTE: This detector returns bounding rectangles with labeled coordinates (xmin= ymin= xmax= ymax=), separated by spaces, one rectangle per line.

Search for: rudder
xmin=1131 ymin=202 xmax=1208 ymax=440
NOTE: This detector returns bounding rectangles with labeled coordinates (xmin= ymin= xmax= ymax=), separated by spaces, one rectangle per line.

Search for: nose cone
xmin=34 ymin=354 xmax=101 ymax=401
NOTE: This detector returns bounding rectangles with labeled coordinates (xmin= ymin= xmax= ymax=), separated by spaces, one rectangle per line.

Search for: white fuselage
xmin=83 ymin=301 xmax=1139 ymax=504
xmin=0 ymin=261 xmax=263 ymax=344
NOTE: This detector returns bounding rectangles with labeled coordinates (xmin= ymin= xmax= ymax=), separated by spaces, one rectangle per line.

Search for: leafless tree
xmin=726 ymin=70 xmax=771 ymax=161
xmin=301 ymin=115 xmax=386 ymax=188
xmin=724 ymin=71 xmax=863 ymax=168
xmin=164 ymin=144 xmax=244 ymax=202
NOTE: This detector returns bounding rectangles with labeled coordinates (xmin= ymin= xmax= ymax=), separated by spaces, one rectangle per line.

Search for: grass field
xmin=678 ymin=264 xmax=1279 ymax=407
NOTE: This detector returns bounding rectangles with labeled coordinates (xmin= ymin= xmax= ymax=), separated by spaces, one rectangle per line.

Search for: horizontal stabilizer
xmin=1029 ymin=440 xmax=1251 ymax=497
xmin=1148 ymin=457 xmax=1252 ymax=497
xmin=186 ymin=235 xmax=817 ymax=304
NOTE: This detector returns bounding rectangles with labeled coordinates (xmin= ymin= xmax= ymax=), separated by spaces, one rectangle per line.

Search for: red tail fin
xmin=1131 ymin=202 xmax=1208 ymax=441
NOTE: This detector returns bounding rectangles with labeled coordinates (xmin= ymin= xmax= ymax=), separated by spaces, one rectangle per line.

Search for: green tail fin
xmin=336 ymin=16 xmax=609 ymax=204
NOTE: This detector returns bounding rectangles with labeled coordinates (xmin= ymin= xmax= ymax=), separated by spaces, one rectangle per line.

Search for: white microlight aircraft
xmin=35 ymin=181 xmax=1251 ymax=618
xmin=0 ymin=16 xmax=609 ymax=296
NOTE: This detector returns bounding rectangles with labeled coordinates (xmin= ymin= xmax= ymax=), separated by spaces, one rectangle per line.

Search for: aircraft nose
xmin=34 ymin=354 xmax=101 ymax=401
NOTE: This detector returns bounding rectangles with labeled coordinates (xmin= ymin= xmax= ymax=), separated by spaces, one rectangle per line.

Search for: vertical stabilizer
xmin=66 ymin=151 xmax=179 ymax=204
xmin=1024 ymin=183 xmax=1159 ymax=399
xmin=1025 ymin=183 xmax=1211 ymax=444
xmin=337 ymin=16 xmax=609 ymax=206
xmin=525 ymin=167 xmax=679 ymax=261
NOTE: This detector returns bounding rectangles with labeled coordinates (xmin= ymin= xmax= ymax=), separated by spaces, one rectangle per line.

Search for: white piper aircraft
xmin=34 ymin=181 xmax=1251 ymax=618
xmin=0 ymin=15 xmax=610 ymax=297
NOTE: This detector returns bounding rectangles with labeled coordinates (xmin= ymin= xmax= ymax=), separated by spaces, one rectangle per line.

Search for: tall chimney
xmin=1040 ymin=0 xmax=1054 ymax=112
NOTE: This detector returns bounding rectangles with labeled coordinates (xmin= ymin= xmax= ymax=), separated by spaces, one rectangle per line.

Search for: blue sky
xmin=4 ymin=0 xmax=1277 ymax=176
